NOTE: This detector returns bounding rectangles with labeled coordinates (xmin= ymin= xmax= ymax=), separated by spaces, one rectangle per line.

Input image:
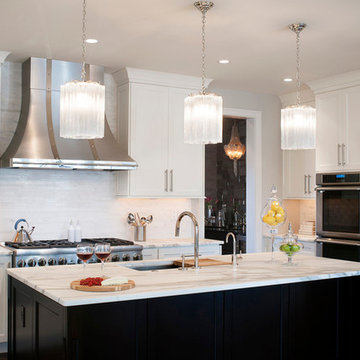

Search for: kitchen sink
xmin=121 ymin=260 xmax=181 ymax=271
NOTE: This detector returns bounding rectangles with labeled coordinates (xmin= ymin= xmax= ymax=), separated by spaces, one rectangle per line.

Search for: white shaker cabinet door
xmin=168 ymin=88 xmax=204 ymax=197
xmin=316 ymin=92 xmax=345 ymax=173
xmin=283 ymin=150 xmax=315 ymax=199
xmin=128 ymin=84 xmax=169 ymax=196
xmin=304 ymin=150 xmax=316 ymax=197
xmin=343 ymin=87 xmax=360 ymax=171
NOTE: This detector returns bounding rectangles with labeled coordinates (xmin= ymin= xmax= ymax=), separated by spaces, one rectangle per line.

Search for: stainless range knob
xmin=38 ymin=258 xmax=47 ymax=266
xmin=122 ymin=254 xmax=130 ymax=261
xmin=58 ymin=257 xmax=67 ymax=265
xmin=48 ymin=258 xmax=56 ymax=266
xmin=133 ymin=253 xmax=141 ymax=261
xmin=27 ymin=258 xmax=36 ymax=267
xmin=17 ymin=259 xmax=26 ymax=268
xmin=111 ymin=255 xmax=120 ymax=262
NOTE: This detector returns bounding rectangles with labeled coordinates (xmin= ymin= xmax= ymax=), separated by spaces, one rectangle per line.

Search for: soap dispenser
xmin=75 ymin=221 xmax=82 ymax=242
xmin=68 ymin=220 xmax=75 ymax=242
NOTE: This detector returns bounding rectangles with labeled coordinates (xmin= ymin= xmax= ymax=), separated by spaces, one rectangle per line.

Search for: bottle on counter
xmin=75 ymin=221 xmax=82 ymax=242
xmin=68 ymin=220 xmax=75 ymax=242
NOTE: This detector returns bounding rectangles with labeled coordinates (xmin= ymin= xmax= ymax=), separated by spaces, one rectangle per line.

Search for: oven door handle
xmin=316 ymin=238 xmax=360 ymax=246
xmin=316 ymin=186 xmax=360 ymax=191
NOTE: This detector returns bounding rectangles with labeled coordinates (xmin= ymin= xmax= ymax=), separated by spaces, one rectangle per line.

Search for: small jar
xmin=279 ymin=224 xmax=303 ymax=264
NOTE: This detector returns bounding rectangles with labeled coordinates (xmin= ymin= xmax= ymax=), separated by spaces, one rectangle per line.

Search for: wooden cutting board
xmin=70 ymin=279 xmax=135 ymax=292
xmin=173 ymin=258 xmax=231 ymax=268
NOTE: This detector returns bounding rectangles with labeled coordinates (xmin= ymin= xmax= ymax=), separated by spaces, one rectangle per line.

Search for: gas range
xmin=5 ymin=238 xmax=143 ymax=268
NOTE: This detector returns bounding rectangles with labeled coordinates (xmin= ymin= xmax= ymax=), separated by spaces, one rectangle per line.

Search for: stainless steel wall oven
xmin=316 ymin=173 xmax=360 ymax=261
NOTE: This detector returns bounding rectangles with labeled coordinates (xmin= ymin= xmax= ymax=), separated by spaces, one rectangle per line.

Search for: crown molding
xmin=308 ymin=69 xmax=360 ymax=94
xmin=0 ymin=51 xmax=10 ymax=64
xmin=112 ymin=67 xmax=212 ymax=90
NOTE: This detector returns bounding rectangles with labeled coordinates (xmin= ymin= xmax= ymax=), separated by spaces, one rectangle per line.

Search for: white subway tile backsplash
xmin=0 ymin=169 xmax=201 ymax=242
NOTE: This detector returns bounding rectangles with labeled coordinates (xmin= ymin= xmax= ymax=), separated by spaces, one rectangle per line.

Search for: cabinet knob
xmin=38 ymin=258 xmax=47 ymax=266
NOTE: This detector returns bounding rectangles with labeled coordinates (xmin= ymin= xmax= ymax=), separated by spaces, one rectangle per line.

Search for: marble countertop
xmin=7 ymin=252 xmax=360 ymax=307
xmin=0 ymin=244 xmax=12 ymax=255
xmin=268 ymin=234 xmax=316 ymax=242
xmin=134 ymin=238 xmax=223 ymax=248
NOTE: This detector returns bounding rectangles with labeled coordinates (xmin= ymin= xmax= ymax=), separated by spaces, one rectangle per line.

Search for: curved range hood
xmin=0 ymin=57 xmax=138 ymax=170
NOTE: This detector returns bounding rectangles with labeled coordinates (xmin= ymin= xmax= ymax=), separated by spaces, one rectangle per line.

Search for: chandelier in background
xmin=224 ymin=121 xmax=246 ymax=176
xmin=60 ymin=0 xmax=105 ymax=139
xmin=184 ymin=1 xmax=223 ymax=144
xmin=281 ymin=23 xmax=316 ymax=150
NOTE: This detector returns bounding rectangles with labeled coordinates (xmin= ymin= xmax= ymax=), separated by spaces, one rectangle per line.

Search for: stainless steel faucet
xmin=225 ymin=232 xmax=241 ymax=268
xmin=175 ymin=211 xmax=200 ymax=270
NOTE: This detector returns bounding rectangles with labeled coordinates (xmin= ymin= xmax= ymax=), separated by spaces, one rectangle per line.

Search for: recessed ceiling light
xmin=218 ymin=59 xmax=230 ymax=64
xmin=283 ymin=78 xmax=293 ymax=82
xmin=85 ymin=38 xmax=98 ymax=44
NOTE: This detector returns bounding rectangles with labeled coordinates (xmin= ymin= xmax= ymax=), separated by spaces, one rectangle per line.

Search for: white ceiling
xmin=1 ymin=0 xmax=360 ymax=95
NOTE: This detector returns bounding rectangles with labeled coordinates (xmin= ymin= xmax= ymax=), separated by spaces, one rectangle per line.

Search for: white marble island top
xmin=7 ymin=252 xmax=360 ymax=307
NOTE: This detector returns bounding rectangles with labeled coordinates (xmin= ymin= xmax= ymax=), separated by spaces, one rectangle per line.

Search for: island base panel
xmin=8 ymin=276 xmax=360 ymax=360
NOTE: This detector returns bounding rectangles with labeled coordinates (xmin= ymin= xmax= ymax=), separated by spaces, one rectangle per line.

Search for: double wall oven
xmin=316 ymin=172 xmax=360 ymax=261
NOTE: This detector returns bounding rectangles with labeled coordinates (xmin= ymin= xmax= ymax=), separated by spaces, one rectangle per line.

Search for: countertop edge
xmin=7 ymin=265 xmax=360 ymax=307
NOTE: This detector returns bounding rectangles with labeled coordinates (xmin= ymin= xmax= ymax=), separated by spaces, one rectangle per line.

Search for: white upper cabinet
xmin=283 ymin=149 xmax=315 ymax=199
xmin=168 ymin=88 xmax=204 ymax=197
xmin=309 ymin=71 xmax=360 ymax=173
xmin=343 ymin=86 xmax=360 ymax=171
xmin=315 ymin=91 xmax=345 ymax=172
xmin=114 ymin=68 xmax=206 ymax=198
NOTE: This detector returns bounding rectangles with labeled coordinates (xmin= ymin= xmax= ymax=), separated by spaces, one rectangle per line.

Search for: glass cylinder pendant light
xmin=60 ymin=0 xmax=105 ymax=139
xmin=281 ymin=23 xmax=316 ymax=150
xmin=184 ymin=1 xmax=223 ymax=144
xmin=224 ymin=122 xmax=246 ymax=176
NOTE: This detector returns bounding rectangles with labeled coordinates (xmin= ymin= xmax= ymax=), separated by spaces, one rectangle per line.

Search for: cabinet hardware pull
xmin=170 ymin=169 xmax=173 ymax=192
xmin=165 ymin=170 xmax=168 ymax=192
xmin=304 ymin=175 xmax=308 ymax=194
xmin=308 ymin=175 xmax=311 ymax=194
xmin=338 ymin=144 xmax=341 ymax=166
xmin=342 ymin=144 xmax=346 ymax=165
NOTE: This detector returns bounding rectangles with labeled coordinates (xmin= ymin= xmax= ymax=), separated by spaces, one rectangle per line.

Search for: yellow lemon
xmin=267 ymin=210 xmax=276 ymax=217
xmin=277 ymin=207 xmax=285 ymax=215
xmin=271 ymin=200 xmax=280 ymax=211
xmin=275 ymin=213 xmax=284 ymax=223
xmin=263 ymin=216 xmax=276 ymax=225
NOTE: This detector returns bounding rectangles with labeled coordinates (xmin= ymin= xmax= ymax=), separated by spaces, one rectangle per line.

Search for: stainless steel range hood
xmin=0 ymin=57 xmax=138 ymax=170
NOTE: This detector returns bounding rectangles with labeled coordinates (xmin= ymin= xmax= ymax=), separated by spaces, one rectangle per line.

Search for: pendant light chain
xmin=295 ymin=29 xmax=301 ymax=106
xmin=201 ymin=9 xmax=207 ymax=95
xmin=81 ymin=0 xmax=87 ymax=82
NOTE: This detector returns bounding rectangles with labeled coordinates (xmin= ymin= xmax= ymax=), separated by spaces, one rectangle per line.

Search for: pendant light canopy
xmin=184 ymin=1 xmax=223 ymax=144
xmin=281 ymin=23 xmax=316 ymax=150
xmin=224 ymin=122 xmax=246 ymax=176
xmin=60 ymin=0 xmax=105 ymax=139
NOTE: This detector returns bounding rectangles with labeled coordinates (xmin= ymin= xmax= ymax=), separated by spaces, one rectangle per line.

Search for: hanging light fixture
xmin=224 ymin=121 xmax=246 ymax=176
xmin=281 ymin=23 xmax=316 ymax=150
xmin=184 ymin=1 xmax=223 ymax=144
xmin=60 ymin=0 xmax=105 ymax=139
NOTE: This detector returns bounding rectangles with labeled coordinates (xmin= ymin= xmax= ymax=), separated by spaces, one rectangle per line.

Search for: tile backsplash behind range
xmin=0 ymin=169 xmax=200 ymax=242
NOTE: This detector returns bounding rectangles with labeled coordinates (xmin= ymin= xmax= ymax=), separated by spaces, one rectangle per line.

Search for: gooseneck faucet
xmin=175 ymin=211 xmax=200 ymax=270
xmin=225 ymin=232 xmax=239 ymax=269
